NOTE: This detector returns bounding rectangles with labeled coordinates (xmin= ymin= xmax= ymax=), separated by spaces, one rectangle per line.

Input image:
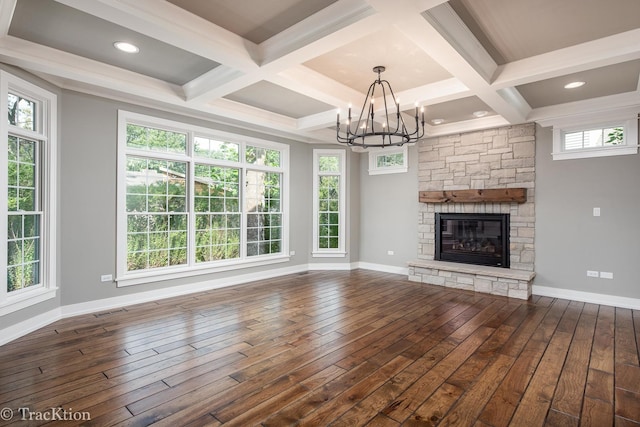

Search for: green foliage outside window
xmin=7 ymin=135 xmax=40 ymax=291
xmin=194 ymin=137 xmax=239 ymax=161
xmin=125 ymin=157 xmax=188 ymax=271
xmin=318 ymin=175 xmax=339 ymax=249
xmin=123 ymin=118 xmax=286 ymax=273
xmin=194 ymin=164 xmax=241 ymax=262
xmin=318 ymin=155 xmax=339 ymax=172
xmin=126 ymin=123 xmax=187 ymax=154
xmin=246 ymin=171 xmax=282 ymax=256
xmin=376 ymin=152 xmax=403 ymax=168
xmin=246 ymin=145 xmax=280 ymax=167
xmin=605 ymin=127 xmax=623 ymax=145
xmin=8 ymin=93 xmax=35 ymax=131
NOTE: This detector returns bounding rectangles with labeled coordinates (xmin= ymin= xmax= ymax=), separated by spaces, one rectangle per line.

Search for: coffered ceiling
xmin=1 ymin=0 xmax=639 ymax=144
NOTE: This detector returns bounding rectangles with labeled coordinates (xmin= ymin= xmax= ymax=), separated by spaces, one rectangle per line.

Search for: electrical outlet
xmin=593 ymin=207 xmax=601 ymax=216
xmin=600 ymin=271 xmax=613 ymax=279
xmin=100 ymin=274 xmax=113 ymax=282
xmin=586 ymin=270 xmax=599 ymax=278
xmin=387 ymin=250 xmax=394 ymax=255
xmin=289 ymin=250 xmax=296 ymax=256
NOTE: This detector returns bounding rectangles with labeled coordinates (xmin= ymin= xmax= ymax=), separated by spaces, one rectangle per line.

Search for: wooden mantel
xmin=419 ymin=188 xmax=527 ymax=204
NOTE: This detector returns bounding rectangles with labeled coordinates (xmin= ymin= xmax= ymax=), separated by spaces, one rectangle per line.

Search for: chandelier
xmin=336 ymin=66 xmax=425 ymax=148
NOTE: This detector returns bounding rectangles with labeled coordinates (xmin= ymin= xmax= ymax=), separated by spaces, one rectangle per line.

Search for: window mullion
xmin=188 ymin=156 xmax=196 ymax=267
xmin=239 ymin=167 xmax=247 ymax=260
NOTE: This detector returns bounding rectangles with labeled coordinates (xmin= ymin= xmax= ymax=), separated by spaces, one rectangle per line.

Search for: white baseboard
xmin=533 ymin=285 xmax=640 ymax=310
xmin=61 ymin=263 xmax=309 ymax=318
xmin=0 ymin=308 xmax=62 ymax=346
xmin=355 ymin=262 xmax=408 ymax=275
xmin=308 ymin=262 xmax=354 ymax=271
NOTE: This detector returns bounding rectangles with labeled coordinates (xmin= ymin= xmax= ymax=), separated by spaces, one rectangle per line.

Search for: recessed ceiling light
xmin=473 ymin=110 xmax=488 ymax=118
xmin=564 ymin=81 xmax=585 ymax=89
xmin=431 ymin=119 xmax=444 ymax=125
xmin=113 ymin=41 xmax=139 ymax=53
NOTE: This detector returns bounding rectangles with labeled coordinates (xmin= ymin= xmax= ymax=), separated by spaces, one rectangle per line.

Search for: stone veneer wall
xmin=411 ymin=123 xmax=536 ymax=298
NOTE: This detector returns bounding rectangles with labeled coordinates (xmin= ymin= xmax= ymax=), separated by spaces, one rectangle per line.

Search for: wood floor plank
xmin=304 ymin=355 xmax=412 ymax=426
xmin=634 ymin=310 xmax=640 ymax=363
xmin=551 ymin=309 xmax=597 ymax=417
xmin=382 ymin=326 xmax=495 ymax=423
xmin=581 ymin=396 xmax=614 ymax=427
xmin=545 ymin=409 xmax=579 ymax=427
xmin=591 ymin=305 xmax=616 ymax=373
xmin=615 ymin=388 xmax=640 ymax=423
xmin=478 ymin=338 xmax=548 ymax=427
xmin=0 ymin=270 xmax=635 ymax=426
xmin=435 ymin=353 xmax=515 ymax=426
xmin=509 ymin=331 xmax=574 ymax=427
xmin=615 ymin=308 xmax=640 ymax=366
xmin=616 ymin=363 xmax=640 ymax=393
xmin=400 ymin=382 xmax=463 ymax=426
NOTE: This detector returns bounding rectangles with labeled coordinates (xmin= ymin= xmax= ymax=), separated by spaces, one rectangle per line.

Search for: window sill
xmin=0 ymin=287 xmax=58 ymax=316
xmin=368 ymin=166 xmax=408 ymax=175
xmin=552 ymin=144 xmax=638 ymax=160
xmin=116 ymin=254 xmax=291 ymax=287
xmin=312 ymin=251 xmax=347 ymax=258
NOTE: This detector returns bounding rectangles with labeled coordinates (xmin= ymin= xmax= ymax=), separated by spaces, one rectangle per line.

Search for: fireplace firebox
xmin=435 ymin=213 xmax=509 ymax=268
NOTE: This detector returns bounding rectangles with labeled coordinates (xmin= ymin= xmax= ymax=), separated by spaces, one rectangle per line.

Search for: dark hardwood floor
xmin=1 ymin=270 xmax=639 ymax=426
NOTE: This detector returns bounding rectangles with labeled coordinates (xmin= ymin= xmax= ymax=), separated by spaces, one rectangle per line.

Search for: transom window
xmin=117 ymin=111 xmax=289 ymax=286
xmin=551 ymin=112 xmax=638 ymax=160
xmin=1 ymin=71 xmax=57 ymax=315
xmin=368 ymin=146 xmax=408 ymax=175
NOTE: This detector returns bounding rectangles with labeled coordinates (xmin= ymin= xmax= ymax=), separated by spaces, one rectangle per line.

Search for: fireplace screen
xmin=435 ymin=213 xmax=509 ymax=268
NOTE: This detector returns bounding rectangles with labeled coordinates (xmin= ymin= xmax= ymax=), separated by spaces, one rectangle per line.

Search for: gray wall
xmin=60 ymin=90 xmax=313 ymax=306
xmin=535 ymin=124 xmax=640 ymax=298
xmin=358 ymin=145 xmax=418 ymax=268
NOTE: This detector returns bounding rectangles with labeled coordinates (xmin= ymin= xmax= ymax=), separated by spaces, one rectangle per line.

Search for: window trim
xmin=117 ymin=110 xmax=289 ymax=287
xmin=312 ymin=149 xmax=346 ymax=258
xmin=368 ymin=145 xmax=408 ymax=175
xmin=551 ymin=111 xmax=639 ymax=160
xmin=0 ymin=71 xmax=58 ymax=315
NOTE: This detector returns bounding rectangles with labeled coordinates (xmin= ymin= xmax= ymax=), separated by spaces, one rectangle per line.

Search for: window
xmin=118 ymin=111 xmax=288 ymax=286
xmin=551 ymin=111 xmax=638 ymax=160
xmin=1 ymin=71 xmax=57 ymax=315
xmin=368 ymin=145 xmax=408 ymax=175
xmin=312 ymin=149 xmax=346 ymax=257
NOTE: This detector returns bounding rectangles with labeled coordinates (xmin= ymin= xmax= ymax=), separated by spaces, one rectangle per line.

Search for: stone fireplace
xmin=408 ymin=123 xmax=536 ymax=300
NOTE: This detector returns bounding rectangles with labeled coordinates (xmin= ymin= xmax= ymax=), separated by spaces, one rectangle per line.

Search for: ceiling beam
xmin=54 ymin=0 xmax=259 ymax=72
xmin=493 ymin=29 xmax=640 ymax=89
xmin=0 ymin=0 xmax=16 ymax=37
xmin=0 ymin=36 xmax=183 ymax=102
xmin=529 ymin=91 xmax=640 ymax=126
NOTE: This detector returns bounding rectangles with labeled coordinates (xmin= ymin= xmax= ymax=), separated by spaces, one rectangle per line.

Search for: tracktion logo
xmin=1 ymin=407 xmax=91 ymax=421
